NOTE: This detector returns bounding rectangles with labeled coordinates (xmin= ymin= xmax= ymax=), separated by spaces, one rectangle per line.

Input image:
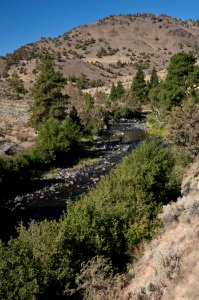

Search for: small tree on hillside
xmin=116 ymin=81 xmax=125 ymax=99
xmin=130 ymin=66 xmax=147 ymax=102
xmin=109 ymin=83 xmax=118 ymax=101
xmin=8 ymin=71 xmax=26 ymax=94
xmin=149 ymin=67 xmax=159 ymax=88
xmin=30 ymin=55 xmax=68 ymax=130
xmin=82 ymin=93 xmax=94 ymax=133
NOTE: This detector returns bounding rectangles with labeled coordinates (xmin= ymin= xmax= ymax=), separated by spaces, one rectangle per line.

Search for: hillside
xmin=0 ymin=13 xmax=199 ymax=148
xmin=0 ymin=13 xmax=199 ymax=92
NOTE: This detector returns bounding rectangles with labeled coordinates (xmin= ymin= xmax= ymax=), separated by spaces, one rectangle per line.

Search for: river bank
xmin=0 ymin=119 xmax=146 ymax=240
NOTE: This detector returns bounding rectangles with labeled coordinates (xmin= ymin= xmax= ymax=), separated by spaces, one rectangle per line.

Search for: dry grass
xmin=122 ymin=157 xmax=199 ymax=300
xmin=0 ymin=97 xmax=36 ymax=149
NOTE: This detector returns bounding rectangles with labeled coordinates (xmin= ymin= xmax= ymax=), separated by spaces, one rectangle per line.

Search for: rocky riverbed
xmin=0 ymin=119 xmax=146 ymax=240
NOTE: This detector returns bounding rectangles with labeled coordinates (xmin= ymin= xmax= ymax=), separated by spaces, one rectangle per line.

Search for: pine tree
xmin=149 ymin=67 xmax=159 ymax=88
xmin=116 ymin=81 xmax=125 ymax=99
xmin=82 ymin=93 xmax=94 ymax=132
xmin=130 ymin=66 xmax=147 ymax=102
xmin=156 ymin=52 xmax=197 ymax=110
xmin=166 ymin=51 xmax=196 ymax=86
xmin=30 ymin=55 xmax=68 ymax=130
xmin=109 ymin=83 xmax=118 ymax=101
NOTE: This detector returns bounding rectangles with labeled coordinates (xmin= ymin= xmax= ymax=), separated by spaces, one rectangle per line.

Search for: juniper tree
xmin=8 ymin=71 xmax=26 ymax=94
xmin=154 ymin=52 xmax=198 ymax=110
xmin=149 ymin=67 xmax=159 ymax=88
xmin=109 ymin=83 xmax=118 ymax=101
xmin=130 ymin=66 xmax=147 ymax=102
xmin=30 ymin=55 xmax=68 ymax=130
xmin=116 ymin=80 xmax=125 ymax=99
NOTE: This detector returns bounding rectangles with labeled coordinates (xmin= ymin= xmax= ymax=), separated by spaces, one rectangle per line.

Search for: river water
xmin=0 ymin=119 xmax=147 ymax=241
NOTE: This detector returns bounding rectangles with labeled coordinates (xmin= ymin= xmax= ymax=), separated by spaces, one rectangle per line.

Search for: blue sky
xmin=0 ymin=0 xmax=198 ymax=56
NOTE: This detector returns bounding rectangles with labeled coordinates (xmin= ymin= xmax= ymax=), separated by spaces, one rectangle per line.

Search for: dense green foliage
xmin=0 ymin=118 xmax=82 ymax=195
xmin=109 ymin=81 xmax=125 ymax=101
xmin=149 ymin=67 xmax=159 ymax=89
xmin=147 ymin=52 xmax=199 ymax=152
xmin=130 ymin=66 xmax=147 ymax=102
xmin=165 ymin=98 xmax=199 ymax=151
xmin=30 ymin=56 xmax=68 ymax=130
xmin=149 ymin=51 xmax=199 ymax=111
xmin=109 ymin=83 xmax=118 ymax=101
xmin=0 ymin=141 xmax=187 ymax=299
xmin=0 ymin=153 xmax=33 ymax=193
xmin=31 ymin=117 xmax=82 ymax=164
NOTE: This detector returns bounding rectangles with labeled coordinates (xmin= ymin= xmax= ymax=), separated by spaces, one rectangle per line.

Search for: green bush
xmin=30 ymin=117 xmax=82 ymax=165
xmin=0 ymin=141 xmax=187 ymax=299
xmin=0 ymin=153 xmax=32 ymax=193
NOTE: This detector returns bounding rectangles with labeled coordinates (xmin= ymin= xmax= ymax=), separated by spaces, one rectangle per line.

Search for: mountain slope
xmin=0 ymin=13 xmax=199 ymax=91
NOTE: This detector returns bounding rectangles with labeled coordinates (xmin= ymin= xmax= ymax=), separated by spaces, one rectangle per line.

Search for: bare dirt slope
xmin=0 ymin=96 xmax=36 ymax=149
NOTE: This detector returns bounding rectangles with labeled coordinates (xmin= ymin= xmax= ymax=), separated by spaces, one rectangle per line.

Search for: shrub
xmin=0 ymin=153 xmax=33 ymax=194
xmin=67 ymin=256 xmax=129 ymax=299
xmin=8 ymin=71 xmax=26 ymax=94
xmin=31 ymin=117 xmax=82 ymax=164
xmin=165 ymin=98 xmax=199 ymax=151
xmin=0 ymin=141 xmax=186 ymax=298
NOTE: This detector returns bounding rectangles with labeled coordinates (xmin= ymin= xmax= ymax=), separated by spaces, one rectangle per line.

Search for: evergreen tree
xmin=154 ymin=52 xmax=198 ymax=110
xmin=109 ymin=83 xmax=118 ymax=101
xmin=30 ymin=55 xmax=68 ymax=130
xmin=166 ymin=51 xmax=196 ymax=86
xmin=116 ymin=80 xmax=125 ymax=99
xmin=82 ymin=93 xmax=94 ymax=133
xmin=69 ymin=105 xmax=82 ymax=129
xmin=130 ymin=66 xmax=147 ymax=102
xmin=149 ymin=67 xmax=159 ymax=88
xmin=8 ymin=71 xmax=26 ymax=94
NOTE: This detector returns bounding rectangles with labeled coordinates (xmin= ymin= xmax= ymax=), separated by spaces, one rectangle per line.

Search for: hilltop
xmin=0 ymin=13 xmax=199 ymax=91
xmin=0 ymin=13 xmax=198 ymax=148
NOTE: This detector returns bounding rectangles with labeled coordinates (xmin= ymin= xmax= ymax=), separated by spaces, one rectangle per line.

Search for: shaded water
xmin=1 ymin=119 xmax=147 ymax=241
xmin=102 ymin=119 xmax=147 ymax=143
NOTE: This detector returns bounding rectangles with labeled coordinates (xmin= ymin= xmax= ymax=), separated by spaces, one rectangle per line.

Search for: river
xmin=0 ymin=119 xmax=147 ymax=241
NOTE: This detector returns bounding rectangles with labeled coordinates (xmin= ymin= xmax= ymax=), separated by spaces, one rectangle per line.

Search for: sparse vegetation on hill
xmin=0 ymin=13 xmax=199 ymax=91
